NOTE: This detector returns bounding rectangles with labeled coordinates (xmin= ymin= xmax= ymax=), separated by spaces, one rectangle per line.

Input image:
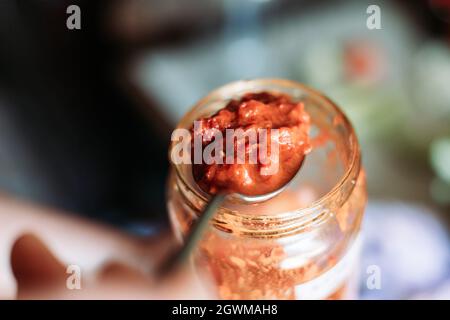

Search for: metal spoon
xmin=157 ymin=158 xmax=305 ymax=278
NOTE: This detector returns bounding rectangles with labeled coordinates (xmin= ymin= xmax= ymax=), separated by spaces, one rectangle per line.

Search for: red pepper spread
xmin=191 ymin=92 xmax=311 ymax=196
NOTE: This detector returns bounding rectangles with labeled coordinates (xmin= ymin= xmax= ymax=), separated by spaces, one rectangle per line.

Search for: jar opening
xmin=169 ymin=79 xmax=361 ymax=237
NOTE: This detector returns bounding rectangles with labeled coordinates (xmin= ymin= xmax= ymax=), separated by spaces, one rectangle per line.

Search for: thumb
xmin=10 ymin=233 xmax=67 ymax=299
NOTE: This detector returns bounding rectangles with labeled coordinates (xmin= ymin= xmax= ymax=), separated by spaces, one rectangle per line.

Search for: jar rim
xmin=169 ymin=79 xmax=361 ymax=236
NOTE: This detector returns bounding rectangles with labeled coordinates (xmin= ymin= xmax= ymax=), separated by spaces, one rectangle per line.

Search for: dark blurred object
xmin=105 ymin=0 xmax=223 ymax=46
xmin=0 ymin=0 xmax=169 ymax=225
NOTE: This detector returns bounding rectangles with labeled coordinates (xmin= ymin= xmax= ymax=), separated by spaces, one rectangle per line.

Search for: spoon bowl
xmin=225 ymin=157 xmax=306 ymax=204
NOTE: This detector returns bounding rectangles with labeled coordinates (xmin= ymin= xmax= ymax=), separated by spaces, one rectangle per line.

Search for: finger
xmin=10 ymin=233 xmax=67 ymax=299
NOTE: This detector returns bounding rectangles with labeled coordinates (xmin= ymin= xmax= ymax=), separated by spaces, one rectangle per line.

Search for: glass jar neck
xmin=170 ymin=79 xmax=361 ymax=239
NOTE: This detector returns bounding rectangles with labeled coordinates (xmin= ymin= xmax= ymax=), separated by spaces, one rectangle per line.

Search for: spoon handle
xmin=157 ymin=193 xmax=225 ymax=278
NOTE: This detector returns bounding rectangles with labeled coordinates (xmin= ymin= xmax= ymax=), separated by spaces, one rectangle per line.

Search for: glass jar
xmin=167 ymin=79 xmax=367 ymax=299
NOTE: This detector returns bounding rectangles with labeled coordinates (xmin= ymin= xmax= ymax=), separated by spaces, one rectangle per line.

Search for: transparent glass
xmin=167 ymin=79 xmax=367 ymax=299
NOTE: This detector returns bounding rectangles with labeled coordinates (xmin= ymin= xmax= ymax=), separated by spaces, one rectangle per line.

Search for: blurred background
xmin=0 ymin=0 xmax=449 ymax=299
